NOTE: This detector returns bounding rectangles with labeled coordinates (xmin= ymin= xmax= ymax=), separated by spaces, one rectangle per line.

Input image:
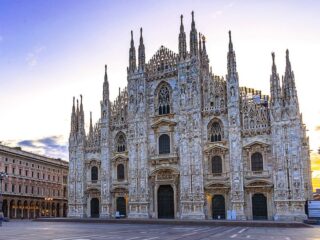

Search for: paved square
xmin=0 ymin=221 xmax=319 ymax=240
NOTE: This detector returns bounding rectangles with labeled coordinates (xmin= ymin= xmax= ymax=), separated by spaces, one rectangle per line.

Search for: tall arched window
xmin=251 ymin=152 xmax=263 ymax=171
xmin=116 ymin=133 xmax=126 ymax=153
xmin=212 ymin=156 xmax=222 ymax=174
xmin=117 ymin=164 xmax=125 ymax=180
xmin=159 ymin=134 xmax=170 ymax=154
xmin=91 ymin=166 xmax=98 ymax=182
xmin=209 ymin=121 xmax=223 ymax=142
xmin=158 ymin=85 xmax=170 ymax=115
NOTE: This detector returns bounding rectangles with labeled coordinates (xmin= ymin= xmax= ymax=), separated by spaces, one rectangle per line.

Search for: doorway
xmin=252 ymin=193 xmax=268 ymax=220
xmin=116 ymin=197 xmax=126 ymax=217
xmin=212 ymin=195 xmax=225 ymax=219
xmin=90 ymin=198 xmax=99 ymax=218
xmin=157 ymin=185 xmax=174 ymax=219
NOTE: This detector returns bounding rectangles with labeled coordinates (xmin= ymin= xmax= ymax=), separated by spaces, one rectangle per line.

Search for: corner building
xmin=0 ymin=144 xmax=68 ymax=219
xmin=68 ymin=12 xmax=313 ymax=221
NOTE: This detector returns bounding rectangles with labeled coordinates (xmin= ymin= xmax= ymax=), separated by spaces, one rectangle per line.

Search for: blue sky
xmin=1 ymin=0 xmax=320 ymax=185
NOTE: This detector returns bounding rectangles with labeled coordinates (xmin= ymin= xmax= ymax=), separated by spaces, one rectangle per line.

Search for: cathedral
xmin=68 ymin=12 xmax=313 ymax=221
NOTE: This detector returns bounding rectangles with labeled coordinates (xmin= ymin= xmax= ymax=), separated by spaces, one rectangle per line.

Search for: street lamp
xmin=0 ymin=171 xmax=8 ymax=226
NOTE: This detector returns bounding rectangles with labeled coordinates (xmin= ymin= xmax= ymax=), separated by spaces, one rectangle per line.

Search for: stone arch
xmin=51 ymin=202 xmax=56 ymax=217
xmin=245 ymin=179 xmax=273 ymax=187
xmin=17 ymin=200 xmax=22 ymax=218
xmin=149 ymin=166 xmax=180 ymax=177
xmin=29 ymin=201 xmax=35 ymax=219
xmin=2 ymin=199 xmax=8 ymax=218
xmin=35 ymin=202 xmax=40 ymax=218
xmin=9 ymin=199 xmax=15 ymax=218
xmin=23 ymin=200 xmax=28 ymax=219
xmin=41 ymin=202 xmax=45 ymax=217
xmin=56 ymin=203 xmax=60 ymax=217
xmin=63 ymin=203 xmax=67 ymax=217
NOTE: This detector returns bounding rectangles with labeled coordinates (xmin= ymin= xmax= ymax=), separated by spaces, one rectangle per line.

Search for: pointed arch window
xmin=116 ymin=133 xmax=126 ymax=153
xmin=91 ymin=166 xmax=98 ymax=182
xmin=158 ymin=85 xmax=170 ymax=115
xmin=212 ymin=156 xmax=222 ymax=174
xmin=209 ymin=121 xmax=223 ymax=142
xmin=117 ymin=164 xmax=125 ymax=181
xmin=251 ymin=152 xmax=263 ymax=172
xmin=159 ymin=134 xmax=170 ymax=154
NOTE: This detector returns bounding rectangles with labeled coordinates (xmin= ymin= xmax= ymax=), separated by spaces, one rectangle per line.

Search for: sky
xmin=0 ymin=0 xmax=320 ymax=190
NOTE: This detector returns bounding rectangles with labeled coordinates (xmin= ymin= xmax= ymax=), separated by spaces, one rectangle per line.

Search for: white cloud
xmin=213 ymin=10 xmax=223 ymax=19
xmin=26 ymin=46 xmax=46 ymax=67
xmin=224 ymin=2 xmax=235 ymax=8
xmin=2 ymin=135 xmax=68 ymax=160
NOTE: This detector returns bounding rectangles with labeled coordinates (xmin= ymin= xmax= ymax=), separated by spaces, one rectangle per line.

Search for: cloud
xmin=213 ymin=10 xmax=223 ymax=19
xmin=212 ymin=2 xmax=235 ymax=19
xmin=26 ymin=46 xmax=46 ymax=67
xmin=315 ymin=125 xmax=320 ymax=131
xmin=224 ymin=2 xmax=234 ymax=8
xmin=4 ymin=135 xmax=68 ymax=160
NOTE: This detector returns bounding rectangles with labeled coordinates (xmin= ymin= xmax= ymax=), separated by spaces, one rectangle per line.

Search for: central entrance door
xmin=116 ymin=197 xmax=126 ymax=217
xmin=157 ymin=185 xmax=174 ymax=219
xmin=252 ymin=193 xmax=268 ymax=220
xmin=90 ymin=198 xmax=99 ymax=218
xmin=212 ymin=195 xmax=226 ymax=219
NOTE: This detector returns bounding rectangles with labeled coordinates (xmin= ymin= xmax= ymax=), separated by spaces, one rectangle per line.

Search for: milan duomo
xmin=68 ymin=12 xmax=313 ymax=221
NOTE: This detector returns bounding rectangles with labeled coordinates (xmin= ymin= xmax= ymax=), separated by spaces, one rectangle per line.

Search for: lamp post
xmin=0 ymin=171 xmax=8 ymax=226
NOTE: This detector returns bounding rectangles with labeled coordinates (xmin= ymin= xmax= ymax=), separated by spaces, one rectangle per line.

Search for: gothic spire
xmin=201 ymin=35 xmax=209 ymax=72
xmin=198 ymin=32 xmax=202 ymax=58
xmin=89 ymin=111 xmax=93 ymax=135
xmin=103 ymin=64 xmax=109 ymax=104
xmin=228 ymin=30 xmax=233 ymax=52
xmin=189 ymin=11 xmax=198 ymax=57
xmin=129 ymin=30 xmax=136 ymax=72
xmin=270 ymin=52 xmax=281 ymax=105
xmin=76 ymin=98 xmax=79 ymax=115
xmin=227 ymin=31 xmax=237 ymax=77
xmin=178 ymin=14 xmax=187 ymax=59
xmin=70 ymin=97 xmax=77 ymax=134
xmin=285 ymin=49 xmax=292 ymax=74
xmin=78 ymin=95 xmax=85 ymax=135
xmin=283 ymin=49 xmax=297 ymax=101
xmin=202 ymin=35 xmax=207 ymax=54
xmin=138 ymin=27 xmax=145 ymax=70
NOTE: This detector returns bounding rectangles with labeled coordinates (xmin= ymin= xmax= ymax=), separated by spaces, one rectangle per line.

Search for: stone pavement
xmin=0 ymin=220 xmax=319 ymax=240
xmin=35 ymin=217 xmax=311 ymax=228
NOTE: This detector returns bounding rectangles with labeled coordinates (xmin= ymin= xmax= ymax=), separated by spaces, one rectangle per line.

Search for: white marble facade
xmin=68 ymin=12 xmax=313 ymax=221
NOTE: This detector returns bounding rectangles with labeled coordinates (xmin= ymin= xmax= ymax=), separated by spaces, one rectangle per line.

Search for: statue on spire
xmin=129 ymin=30 xmax=136 ymax=72
xmin=138 ymin=27 xmax=146 ymax=70
xmin=189 ymin=11 xmax=198 ymax=57
xmin=103 ymin=64 xmax=109 ymax=104
xmin=178 ymin=14 xmax=187 ymax=59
